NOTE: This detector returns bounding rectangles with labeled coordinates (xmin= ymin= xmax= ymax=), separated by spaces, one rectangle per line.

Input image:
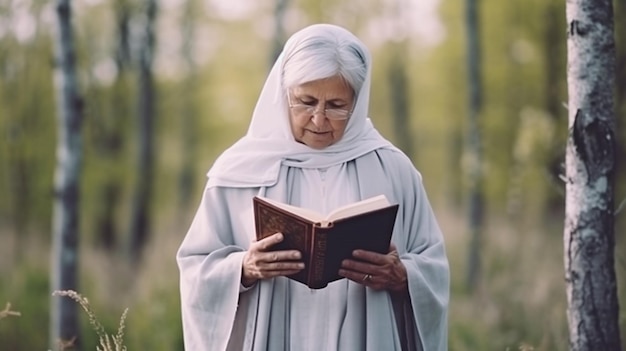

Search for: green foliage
xmin=445 ymin=210 xmax=571 ymax=350
xmin=123 ymin=287 xmax=183 ymax=350
xmin=0 ymin=264 xmax=50 ymax=350
xmin=53 ymin=290 xmax=129 ymax=351
xmin=0 ymin=33 xmax=56 ymax=234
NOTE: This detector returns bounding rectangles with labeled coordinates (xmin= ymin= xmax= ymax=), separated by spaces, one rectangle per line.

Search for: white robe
xmin=177 ymin=149 xmax=449 ymax=350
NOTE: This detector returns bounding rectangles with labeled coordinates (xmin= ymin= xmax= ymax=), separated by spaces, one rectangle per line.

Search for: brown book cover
xmin=253 ymin=196 xmax=399 ymax=289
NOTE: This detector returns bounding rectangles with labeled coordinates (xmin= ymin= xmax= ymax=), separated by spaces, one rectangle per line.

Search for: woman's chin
xmin=293 ymin=131 xmax=335 ymax=149
xmin=296 ymin=136 xmax=333 ymax=149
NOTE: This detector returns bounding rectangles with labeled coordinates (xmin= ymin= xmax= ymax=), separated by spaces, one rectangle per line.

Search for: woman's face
xmin=288 ymin=75 xmax=355 ymax=149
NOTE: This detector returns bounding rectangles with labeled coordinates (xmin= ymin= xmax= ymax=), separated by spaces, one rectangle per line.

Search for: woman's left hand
xmin=339 ymin=243 xmax=408 ymax=293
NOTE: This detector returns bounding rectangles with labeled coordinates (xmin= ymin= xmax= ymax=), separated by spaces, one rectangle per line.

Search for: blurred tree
xmin=564 ymin=0 xmax=621 ymax=349
xmin=383 ymin=0 xmax=413 ymax=157
xmin=435 ymin=0 xmax=466 ymax=208
xmin=178 ymin=0 xmax=200 ymax=211
xmin=270 ymin=0 xmax=289 ymax=66
xmin=90 ymin=0 xmax=134 ymax=251
xmin=503 ymin=0 xmax=568 ymax=223
xmin=388 ymin=41 xmax=413 ymax=157
xmin=129 ymin=0 xmax=159 ymax=261
xmin=0 ymin=5 xmax=56 ymax=254
xmin=50 ymin=0 xmax=84 ymax=348
xmin=503 ymin=0 xmax=536 ymax=219
xmin=464 ymin=0 xmax=485 ymax=292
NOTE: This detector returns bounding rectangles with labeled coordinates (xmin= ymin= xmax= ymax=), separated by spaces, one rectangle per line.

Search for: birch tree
xmin=564 ymin=0 xmax=622 ymax=349
xmin=50 ymin=0 xmax=83 ymax=348
xmin=464 ymin=0 xmax=484 ymax=292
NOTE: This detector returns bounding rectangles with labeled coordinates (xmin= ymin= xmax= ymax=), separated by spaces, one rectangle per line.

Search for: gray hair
xmin=281 ymin=27 xmax=367 ymax=96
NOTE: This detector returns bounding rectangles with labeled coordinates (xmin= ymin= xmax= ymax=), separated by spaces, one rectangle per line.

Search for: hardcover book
xmin=253 ymin=195 xmax=399 ymax=289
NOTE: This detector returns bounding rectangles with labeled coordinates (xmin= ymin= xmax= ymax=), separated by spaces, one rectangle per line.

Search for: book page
xmin=326 ymin=195 xmax=390 ymax=222
xmin=256 ymin=196 xmax=324 ymax=222
xmin=256 ymin=195 xmax=391 ymax=226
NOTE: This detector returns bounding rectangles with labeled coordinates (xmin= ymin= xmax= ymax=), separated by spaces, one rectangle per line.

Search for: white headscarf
xmin=207 ymin=24 xmax=395 ymax=188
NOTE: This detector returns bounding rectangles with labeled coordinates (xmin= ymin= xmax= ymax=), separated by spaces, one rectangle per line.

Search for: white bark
xmin=565 ymin=0 xmax=621 ymax=349
xmin=50 ymin=0 xmax=83 ymax=348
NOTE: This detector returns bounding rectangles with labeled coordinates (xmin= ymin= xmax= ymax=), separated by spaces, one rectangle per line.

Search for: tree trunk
xmin=93 ymin=0 xmax=132 ymax=251
xmin=178 ymin=0 xmax=199 ymax=210
xmin=270 ymin=0 xmax=289 ymax=67
xmin=564 ymin=0 xmax=622 ymax=349
xmin=50 ymin=0 xmax=83 ymax=348
xmin=465 ymin=0 xmax=484 ymax=292
xmin=129 ymin=0 xmax=158 ymax=261
xmin=388 ymin=45 xmax=413 ymax=157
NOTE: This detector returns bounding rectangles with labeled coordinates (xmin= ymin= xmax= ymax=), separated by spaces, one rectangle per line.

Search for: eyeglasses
xmin=287 ymin=92 xmax=353 ymax=121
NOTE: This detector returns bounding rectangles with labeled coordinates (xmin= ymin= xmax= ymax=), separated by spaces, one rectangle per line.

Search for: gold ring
xmin=363 ymin=274 xmax=372 ymax=282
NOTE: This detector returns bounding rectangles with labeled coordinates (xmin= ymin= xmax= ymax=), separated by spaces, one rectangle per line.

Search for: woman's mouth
xmin=307 ymin=129 xmax=330 ymax=134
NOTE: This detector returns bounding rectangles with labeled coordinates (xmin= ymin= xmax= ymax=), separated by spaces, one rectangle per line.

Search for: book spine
xmin=308 ymin=226 xmax=329 ymax=289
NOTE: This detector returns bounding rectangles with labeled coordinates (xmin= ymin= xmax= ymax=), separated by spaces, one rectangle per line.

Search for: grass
xmin=0 ymin=205 xmax=623 ymax=350
xmin=52 ymin=290 xmax=128 ymax=351
xmin=0 ymin=302 xmax=21 ymax=319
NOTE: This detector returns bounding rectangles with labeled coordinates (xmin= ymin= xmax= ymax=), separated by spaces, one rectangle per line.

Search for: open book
xmin=253 ymin=195 xmax=399 ymax=289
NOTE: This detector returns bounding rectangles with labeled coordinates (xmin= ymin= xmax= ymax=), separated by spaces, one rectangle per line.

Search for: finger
xmin=256 ymin=232 xmax=285 ymax=250
xmin=260 ymin=250 xmax=302 ymax=263
xmin=352 ymin=249 xmax=388 ymax=265
xmin=338 ymin=268 xmax=367 ymax=282
xmin=341 ymin=258 xmax=377 ymax=273
xmin=263 ymin=260 xmax=305 ymax=272
xmin=338 ymin=269 xmax=381 ymax=287
xmin=245 ymin=262 xmax=303 ymax=277
xmin=389 ymin=242 xmax=398 ymax=253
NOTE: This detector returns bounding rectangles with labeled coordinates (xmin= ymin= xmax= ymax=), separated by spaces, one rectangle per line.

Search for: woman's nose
xmin=310 ymin=109 xmax=327 ymax=127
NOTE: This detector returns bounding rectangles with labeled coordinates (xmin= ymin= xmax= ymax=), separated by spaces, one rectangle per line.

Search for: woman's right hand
xmin=241 ymin=232 xmax=304 ymax=287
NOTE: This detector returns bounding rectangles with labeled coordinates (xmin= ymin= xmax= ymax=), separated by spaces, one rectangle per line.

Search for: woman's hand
xmin=242 ymin=232 xmax=304 ymax=287
xmin=338 ymin=243 xmax=408 ymax=293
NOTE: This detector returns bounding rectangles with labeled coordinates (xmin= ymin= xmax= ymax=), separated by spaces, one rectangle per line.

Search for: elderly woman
xmin=177 ymin=24 xmax=449 ymax=350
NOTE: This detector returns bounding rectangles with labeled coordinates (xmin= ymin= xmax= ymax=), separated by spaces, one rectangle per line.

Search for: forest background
xmin=0 ymin=0 xmax=625 ymax=350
